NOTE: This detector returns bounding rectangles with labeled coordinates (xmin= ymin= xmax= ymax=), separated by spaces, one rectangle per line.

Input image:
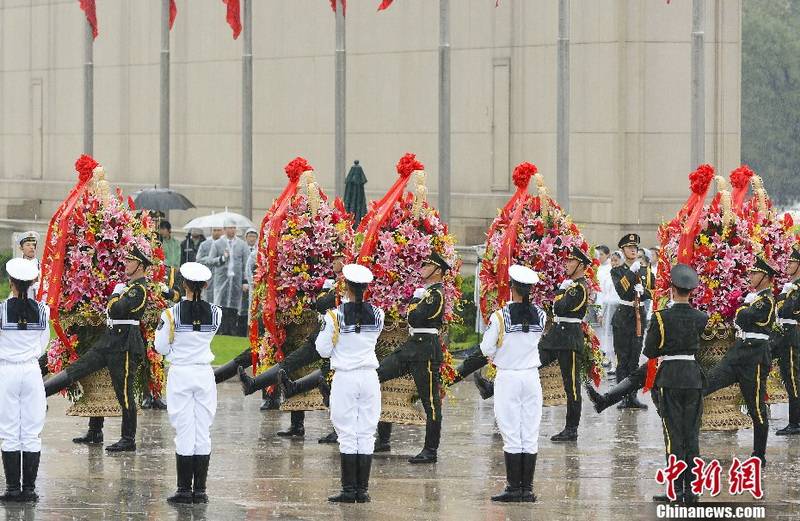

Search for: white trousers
xmin=167 ymin=365 xmax=217 ymax=456
xmin=0 ymin=361 xmax=46 ymax=452
xmin=600 ymin=303 xmax=617 ymax=362
xmin=494 ymin=368 xmax=542 ymax=454
xmin=330 ymin=369 xmax=381 ymax=454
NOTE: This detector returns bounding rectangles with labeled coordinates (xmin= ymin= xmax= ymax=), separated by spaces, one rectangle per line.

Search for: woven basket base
xmin=540 ymin=361 xmax=567 ymax=407
xmin=66 ymin=369 xmax=125 ymax=418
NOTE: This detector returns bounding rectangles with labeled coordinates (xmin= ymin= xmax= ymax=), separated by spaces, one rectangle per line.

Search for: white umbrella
xmin=182 ymin=210 xmax=254 ymax=230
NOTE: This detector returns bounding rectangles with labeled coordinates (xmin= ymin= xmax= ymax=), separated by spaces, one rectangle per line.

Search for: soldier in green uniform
xmin=610 ymin=233 xmax=653 ymax=409
xmin=643 ymin=264 xmax=708 ymax=504
xmin=705 ymin=256 xmax=776 ymax=466
xmin=44 ymin=246 xmax=152 ymax=452
xmin=539 ymin=246 xmax=593 ymax=442
xmin=773 ymin=247 xmax=800 ymax=436
xmin=373 ymin=251 xmax=449 ymax=464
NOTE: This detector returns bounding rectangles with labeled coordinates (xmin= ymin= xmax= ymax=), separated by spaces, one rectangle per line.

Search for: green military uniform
xmin=45 ymin=276 xmax=149 ymax=451
xmin=773 ymin=251 xmax=800 ymax=435
xmin=642 ymin=263 xmax=709 ymax=503
xmin=611 ymin=233 xmax=654 ymax=408
xmin=704 ymin=257 xmax=776 ymax=463
xmin=539 ymin=277 xmax=589 ymax=438
xmin=377 ymin=281 xmax=445 ymax=462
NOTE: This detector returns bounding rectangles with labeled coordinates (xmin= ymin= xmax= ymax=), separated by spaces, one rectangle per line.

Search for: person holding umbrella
xmin=208 ymin=221 xmax=249 ymax=336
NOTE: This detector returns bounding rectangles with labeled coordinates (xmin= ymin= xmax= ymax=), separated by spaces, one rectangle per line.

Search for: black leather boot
xmin=409 ymin=420 xmax=440 ymax=464
xmin=776 ymin=423 xmax=800 ymax=436
xmin=73 ymin=417 xmax=104 ymax=444
xmin=276 ymin=411 xmax=305 ymax=437
xmin=0 ymin=451 xmax=21 ymax=502
xmin=550 ymin=427 xmax=578 ymax=442
xmin=374 ymin=422 xmax=392 ymax=452
xmin=356 ymin=454 xmax=372 ymax=503
xmin=318 ymin=431 xmax=338 ymax=444
xmin=44 ymin=370 xmax=72 ymax=397
xmin=328 ymin=453 xmax=358 ymax=503
xmin=167 ymin=454 xmax=195 ymax=504
xmin=627 ymin=391 xmax=649 ymax=409
xmin=192 ymin=454 xmax=211 ymax=503
xmin=20 ymin=452 xmax=40 ymax=502
xmin=519 ymin=453 xmax=537 ymax=502
xmin=280 ymin=369 xmax=323 ymax=399
xmin=491 ymin=452 xmax=522 ymax=502
xmin=473 ymin=373 xmax=495 ymax=400
xmin=585 ymin=377 xmax=639 ymax=413
xmin=105 ymin=436 xmax=136 ymax=452
xmin=260 ymin=388 xmax=280 ymax=411
xmin=239 ymin=364 xmax=281 ymax=396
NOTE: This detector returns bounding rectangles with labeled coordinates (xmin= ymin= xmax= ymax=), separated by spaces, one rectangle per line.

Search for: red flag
xmin=330 ymin=0 xmax=346 ymax=16
xmin=222 ymin=0 xmax=241 ymax=39
xmin=378 ymin=0 xmax=393 ymax=10
xmin=170 ymin=0 xmax=177 ymax=30
xmin=78 ymin=0 xmax=98 ymax=39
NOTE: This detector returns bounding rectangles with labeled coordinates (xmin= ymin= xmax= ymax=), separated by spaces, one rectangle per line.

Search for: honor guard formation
xmin=1 ymin=155 xmax=798 ymax=514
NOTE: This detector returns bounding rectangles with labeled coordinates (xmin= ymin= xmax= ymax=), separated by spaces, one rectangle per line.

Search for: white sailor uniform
xmin=0 ymin=298 xmax=50 ymax=452
xmin=316 ymin=302 xmax=385 ymax=455
xmin=155 ymin=300 xmax=221 ymax=456
xmin=480 ymin=303 xmax=546 ymax=454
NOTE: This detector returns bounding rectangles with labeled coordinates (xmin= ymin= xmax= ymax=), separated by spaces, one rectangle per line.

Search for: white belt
xmin=778 ymin=318 xmax=798 ymax=326
xmin=553 ymin=317 xmax=582 ymax=324
xmin=736 ymin=332 xmax=770 ymax=341
xmin=618 ymin=300 xmax=645 ymax=307
xmin=409 ymin=328 xmax=438 ymax=335
xmin=0 ymin=359 xmax=38 ymax=366
xmin=660 ymin=355 xmax=695 ymax=362
xmin=109 ymin=320 xmax=140 ymax=326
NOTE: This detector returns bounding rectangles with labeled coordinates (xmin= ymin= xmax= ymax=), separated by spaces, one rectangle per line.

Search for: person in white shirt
xmin=479 ymin=265 xmax=545 ymax=503
xmin=155 ymin=262 xmax=222 ymax=505
xmin=599 ymin=250 xmax=623 ymax=373
xmin=0 ymin=259 xmax=49 ymax=503
xmin=316 ymin=264 xmax=384 ymax=503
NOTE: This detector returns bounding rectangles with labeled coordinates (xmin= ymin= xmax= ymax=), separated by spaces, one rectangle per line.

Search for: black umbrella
xmin=344 ymin=160 xmax=368 ymax=225
xmin=133 ymin=187 xmax=195 ymax=212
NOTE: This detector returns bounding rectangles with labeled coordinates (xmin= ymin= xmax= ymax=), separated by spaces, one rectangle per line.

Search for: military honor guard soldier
xmin=315 ymin=264 xmax=385 ymax=503
xmin=643 ymin=264 xmax=709 ymax=504
xmin=155 ymin=262 xmax=221 ymax=504
xmin=0 ymin=259 xmax=50 ymax=503
xmin=479 ymin=265 xmax=545 ymax=503
xmin=773 ymin=246 xmax=800 ymax=436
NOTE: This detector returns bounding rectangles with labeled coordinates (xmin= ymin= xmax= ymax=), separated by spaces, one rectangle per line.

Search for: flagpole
xmin=83 ymin=14 xmax=93 ymax=155
xmin=160 ymin=0 xmax=170 ymax=191
xmin=690 ymin=0 xmax=705 ymax=169
xmin=242 ymin=0 xmax=253 ymax=219
xmin=335 ymin=0 xmax=346 ymax=197
xmin=556 ymin=0 xmax=570 ymax=213
xmin=438 ymin=0 xmax=451 ymax=222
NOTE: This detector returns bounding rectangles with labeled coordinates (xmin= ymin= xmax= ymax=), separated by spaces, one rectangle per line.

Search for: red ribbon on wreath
xmin=39 ymin=155 xmax=98 ymax=352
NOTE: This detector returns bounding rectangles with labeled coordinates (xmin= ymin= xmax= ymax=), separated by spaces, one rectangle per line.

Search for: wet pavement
xmin=4 ymin=378 xmax=800 ymax=520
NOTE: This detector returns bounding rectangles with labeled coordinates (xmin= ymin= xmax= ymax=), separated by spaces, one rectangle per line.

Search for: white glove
xmin=667 ymin=300 xmax=674 ymax=308
xmin=629 ymin=261 xmax=641 ymax=273
xmin=112 ymin=283 xmax=127 ymax=296
xmin=743 ymin=292 xmax=757 ymax=305
xmin=781 ymin=282 xmax=797 ymax=295
xmin=322 ymin=279 xmax=335 ymax=290
xmin=413 ymin=288 xmax=426 ymax=299
xmin=159 ymin=282 xmax=170 ymax=294
xmin=634 ymin=283 xmax=644 ymax=296
xmin=559 ymin=279 xmax=573 ymax=291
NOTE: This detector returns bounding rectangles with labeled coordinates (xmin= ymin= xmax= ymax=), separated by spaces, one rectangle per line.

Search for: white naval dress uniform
xmin=316 ymin=302 xmax=385 ymax=455
xmin=480 ymin=303 xmax=546 ymax=454
xmin=155 ymin=300 xmax=221 ymax=456
xmin=0 ymin=298 xmax=50 ymax=452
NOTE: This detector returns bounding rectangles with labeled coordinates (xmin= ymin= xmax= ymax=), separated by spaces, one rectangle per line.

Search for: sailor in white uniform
xmin=0 ymin=258 xmax=49 ymax=503
xmin=479 ymin=264 xmax=545 ymax=503
xmin=155 ymin=262 xmax=221 ymax=505
xmin=316 ymin=264 xmax=384 ymax=503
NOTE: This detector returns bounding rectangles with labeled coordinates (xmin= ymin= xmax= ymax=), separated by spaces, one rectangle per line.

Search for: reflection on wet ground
xmin=5 ymin=379 xmax=800 ymax=520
